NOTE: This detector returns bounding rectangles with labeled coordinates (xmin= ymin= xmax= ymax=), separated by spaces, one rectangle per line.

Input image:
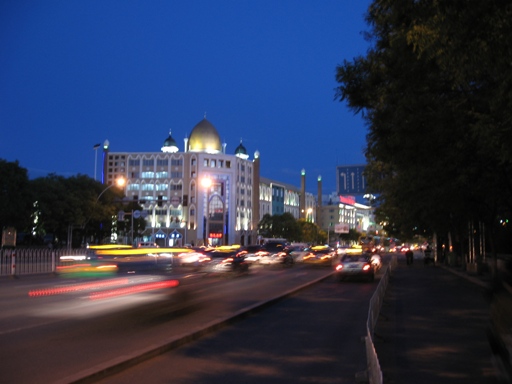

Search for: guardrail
xmin=0 ymin=248 xmax=87 ymax=276
xmin=364 ymin=255 xmax=397 ymax=384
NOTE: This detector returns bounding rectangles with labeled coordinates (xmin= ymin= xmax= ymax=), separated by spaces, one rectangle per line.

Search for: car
xmin=370 ymin=253 xmax=382 ymax=271
xmin=258 ymin=249 xmax=294 ymax=267
xmin=176 ymin=250 xmax=211 ymax=268
xmin=236 ymin=245 xmax=267 ymax=264
xmin=137 ymin=242 xmax=159 ymax=248
xmin=284 ymin=245 xmax=310 ymax=262
xmin=202 ymin=249 xmax=249 ymax=276
xmin=334 ymin=254 xmax=375 ymax=282
xmin=302 ymin=246 xmax=336 ymax=266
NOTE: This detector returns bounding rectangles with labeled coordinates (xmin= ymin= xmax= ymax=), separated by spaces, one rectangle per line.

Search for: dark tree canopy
xmin=335 ymin=0 xmax=512 ymax=252
xmin=0 ymin=160 xmax=33 ymax=232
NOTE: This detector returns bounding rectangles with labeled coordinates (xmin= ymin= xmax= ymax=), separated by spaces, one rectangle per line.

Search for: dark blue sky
xmin=1 ymin=0 xmax=371 ymax=194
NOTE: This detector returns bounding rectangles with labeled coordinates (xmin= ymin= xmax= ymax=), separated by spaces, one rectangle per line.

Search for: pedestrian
xmin=406 ymin=248 xmax=413 ymax=265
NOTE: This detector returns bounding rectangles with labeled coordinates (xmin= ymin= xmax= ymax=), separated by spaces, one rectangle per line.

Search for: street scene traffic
xmin=0 ymin=246 xmax=389 ymax=383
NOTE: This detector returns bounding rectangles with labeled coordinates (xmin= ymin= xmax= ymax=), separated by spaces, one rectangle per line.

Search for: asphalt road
xmin=96 ymin=273 xmax=379 ymax=384
xmin=0 ymin=264 xmax=348 ymax=384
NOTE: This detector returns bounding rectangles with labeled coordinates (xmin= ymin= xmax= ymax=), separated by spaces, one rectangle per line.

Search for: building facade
xmin=103 ymin=118 xmax=259 ymax=247
xmin=101 ymin=118 xmax=371 ymax=247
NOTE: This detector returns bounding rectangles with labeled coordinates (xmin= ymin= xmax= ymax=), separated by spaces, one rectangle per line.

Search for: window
xmin=210 ymin=160 xmax=216 ymax=167
xmin=157 ymin=159 xmax=168 ymax=166
xmin=171 ymin=159 xmax=182 ymax=166
xmin=143 ymin=159 xmax=154 ymax=166
xmin=204 ymin=159 xmax=209 ymax=167
xmin=226 ymin=161 xmax=231 ymax=168
xmin=129 ymin=159 xmax=140 ymax=166
xmin=191 ymin=158 xmax=196 ymax=166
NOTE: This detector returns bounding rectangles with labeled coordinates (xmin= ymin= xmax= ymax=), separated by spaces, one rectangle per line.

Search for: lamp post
xmin=96 ymin=177 xmax=126 ymax=202
xmin=93 ymin=143 xmax=101 ymax=181
xmin=90 ymin=177 xmax=126 ymax=246
xmin=201 ymin=176 xmax=212 ymax=246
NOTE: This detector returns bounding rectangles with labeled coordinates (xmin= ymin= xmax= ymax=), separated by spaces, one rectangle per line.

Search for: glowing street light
xmin=96 ymin=177 xmax=125 ymax=202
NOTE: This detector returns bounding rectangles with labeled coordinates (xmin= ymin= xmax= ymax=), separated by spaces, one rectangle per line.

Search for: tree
xmin=31 ymin=174 xmax=124 ymax=246
xmin=335 ymin=0 xmax=512 ymax=259
xmin=0 ymin=160 xmax=33 ymax=234
xmin=257 ymin=213 xmax=300 ymax=241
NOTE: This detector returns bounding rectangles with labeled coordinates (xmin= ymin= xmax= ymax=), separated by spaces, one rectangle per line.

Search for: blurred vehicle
xmin=303 ymin=246 xmax=336 ymax=266
xmin=284 ymin=244 xmax=310 ymax=262
xmin=334 ymin=254 xmax=375 ymax=282
xmin=28 ymin=274 xmax=200 ymax=318
xmin=176 ymin=250 xmax=211 ymax=268
xmin=236 ymin=245 xmax=267 ymax=264
xmin=337 ymin=245 xmax=363 ymax=256
xmin=62 ymin=247 xmax=193 ymax=275
xmin=137 ymin=242 xmax=159 ymax=248
xmin=259 ymin=248 xmax=294 ymax=267
xmin=202 ymin=248 xmax=249 ymax=276
xmin=370 ymin=253 xmax=382 ymax=271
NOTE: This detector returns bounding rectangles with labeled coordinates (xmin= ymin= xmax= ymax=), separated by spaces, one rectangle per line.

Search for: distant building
xmin=103 ymin=118 xmax=259 ymax=247
xmin=259 ymin=177 xmax=315 ymax=221
xmin=102 ymin=117 xmax=371 ymax=247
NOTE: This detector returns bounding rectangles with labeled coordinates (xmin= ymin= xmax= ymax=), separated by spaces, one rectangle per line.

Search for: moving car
xmin=302 ymin=246 xmax=336 ymax=266
xmin=236 ymin=245 xmax=267 ymax=264
xmin=202 ymin=248 xmax=249 ymax=276
xmin=258 ymin=249 xmax=294 ymax=267
xmin=334 ymin=254 xmax=375 ymax=282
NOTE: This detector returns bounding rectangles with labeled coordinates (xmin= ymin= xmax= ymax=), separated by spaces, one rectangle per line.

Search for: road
xmin=0 ymin=261 xmax=384 ymax=383
xmin=96 ymin=271 xmax=378 ymax=384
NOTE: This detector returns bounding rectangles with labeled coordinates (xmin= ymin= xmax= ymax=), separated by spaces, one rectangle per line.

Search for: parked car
xmin=334 ymin=254 xmax=375 ymax=282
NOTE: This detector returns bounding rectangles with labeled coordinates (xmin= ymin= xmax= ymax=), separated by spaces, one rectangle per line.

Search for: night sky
xmin=1 ymin=0 xmax=372 ymax=194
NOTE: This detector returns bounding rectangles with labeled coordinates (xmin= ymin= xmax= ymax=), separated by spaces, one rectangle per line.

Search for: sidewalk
xmin=373 ymin=256 xmax=498 ymax=384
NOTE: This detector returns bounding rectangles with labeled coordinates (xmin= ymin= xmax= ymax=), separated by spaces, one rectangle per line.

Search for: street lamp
xmin=307 ymin=208 xmax=313 ymax=222
xmin=87 ymin=177 xmax=126 ymax=246
xmin=201 ymin=177 xmax=212 ymax=246
xmin=96 ymin=177 xmax=126 ymax=202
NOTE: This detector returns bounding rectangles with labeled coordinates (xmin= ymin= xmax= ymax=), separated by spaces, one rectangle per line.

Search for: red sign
xmin=209 ymin=233 xmax=223 ymax=238
xmin=339 ymin=195 xmax=356 ymax=205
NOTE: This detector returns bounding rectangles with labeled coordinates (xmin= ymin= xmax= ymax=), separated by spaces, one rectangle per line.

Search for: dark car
xmin=202 ymin=249 xmax=249 ymax=276
xmin=334 ymin=254 xmax=375 ymax=282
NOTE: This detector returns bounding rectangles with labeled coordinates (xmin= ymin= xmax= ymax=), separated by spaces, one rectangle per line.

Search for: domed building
xmin=186 ymin=118 xmax=222 ymax=154
xmin=102 ymin=117 xmax=261 ymax=247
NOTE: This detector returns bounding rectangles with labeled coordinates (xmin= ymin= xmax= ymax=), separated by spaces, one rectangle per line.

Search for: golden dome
xmin=188 ymin=118 xmax=222 ymax=154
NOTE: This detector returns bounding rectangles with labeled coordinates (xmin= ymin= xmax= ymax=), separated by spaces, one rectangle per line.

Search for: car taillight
xmin=335 ymin=264 xmax=343 ymax=271
xmin=363 ymin=264 xmax=371 ymax=271
xmin=222 ymin=258 xmax=234 ymax=263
